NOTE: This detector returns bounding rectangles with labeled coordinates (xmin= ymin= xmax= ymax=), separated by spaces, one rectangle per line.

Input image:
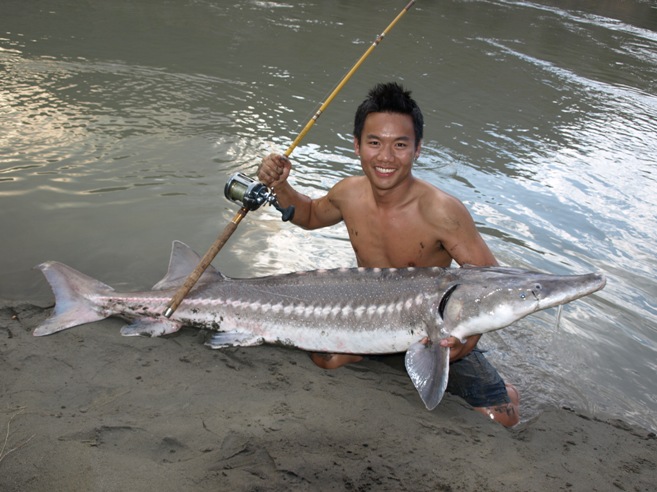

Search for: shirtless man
xmin=257 ymin=82 xmax=519 ymax=427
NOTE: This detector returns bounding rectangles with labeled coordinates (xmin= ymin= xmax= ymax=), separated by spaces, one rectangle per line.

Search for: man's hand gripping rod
xmin=163 ymin=0 xmax=416 ymax=318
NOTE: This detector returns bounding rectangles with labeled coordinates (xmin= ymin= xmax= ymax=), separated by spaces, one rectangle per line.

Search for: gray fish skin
xmin=33 ymin=241 xmax=606 ymax=410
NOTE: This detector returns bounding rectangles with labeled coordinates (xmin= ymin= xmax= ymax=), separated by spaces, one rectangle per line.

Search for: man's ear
xmin=415 ymin=140 xmax=422 ymax=159
xmin=353 ymin=137 xmax=360 ymax=156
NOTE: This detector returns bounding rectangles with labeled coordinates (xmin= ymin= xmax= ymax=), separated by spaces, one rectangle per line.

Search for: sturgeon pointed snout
xmin=535 ymin=272 xmax=606 ymax=309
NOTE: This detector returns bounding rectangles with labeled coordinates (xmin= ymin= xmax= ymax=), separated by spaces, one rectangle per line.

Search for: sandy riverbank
xmin=1 ymin=301 xmax=655 ymax=491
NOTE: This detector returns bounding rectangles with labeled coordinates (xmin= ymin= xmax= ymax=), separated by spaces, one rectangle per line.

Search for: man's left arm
xmin=437 ymin=196 xmax=498 ymax=360
xmin=440 ymin=198 xmax=498 ymax=268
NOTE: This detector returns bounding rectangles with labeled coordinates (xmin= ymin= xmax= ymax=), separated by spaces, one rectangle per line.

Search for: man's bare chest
xmin=343 ymin=213 xmax=449 ymax=268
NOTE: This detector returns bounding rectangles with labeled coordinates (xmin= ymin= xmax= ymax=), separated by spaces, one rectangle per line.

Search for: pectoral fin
xmin=405 ymin=341 xmax=450 ymax=410
xmin=120 ymin=318 xmax=183 ymax=337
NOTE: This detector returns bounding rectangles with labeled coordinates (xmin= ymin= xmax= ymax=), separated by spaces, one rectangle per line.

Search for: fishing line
xmin=164 ymin=0 xmax=416 ymax=318
xmin=554 ymin=304 xmax=563 ymax=333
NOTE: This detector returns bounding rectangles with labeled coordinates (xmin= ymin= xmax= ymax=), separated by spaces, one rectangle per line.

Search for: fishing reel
xmin=224 ymin=173 xmax=295 ymax=222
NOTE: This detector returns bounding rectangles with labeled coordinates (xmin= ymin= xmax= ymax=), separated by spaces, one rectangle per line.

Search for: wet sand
xmin=1 ymin=301 xmax=655 ymax=491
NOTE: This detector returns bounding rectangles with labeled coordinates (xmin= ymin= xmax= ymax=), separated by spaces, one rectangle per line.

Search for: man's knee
xmin=310 ymin=353 xmax=363 ymax=369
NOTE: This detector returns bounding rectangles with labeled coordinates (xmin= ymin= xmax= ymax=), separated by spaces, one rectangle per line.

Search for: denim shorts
xmin=446 ymin=349 xmax=510 ymax=408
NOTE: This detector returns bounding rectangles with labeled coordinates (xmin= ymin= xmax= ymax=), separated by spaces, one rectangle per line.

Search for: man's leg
xmin=473 ymin=384 xmax=519 ymax=427
xmin=447 ymin=350 xmax=520 ymax=427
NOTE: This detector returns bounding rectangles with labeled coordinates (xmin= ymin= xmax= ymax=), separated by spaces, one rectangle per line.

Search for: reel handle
xmin=273 ymin=201 xmax=295 ymax=222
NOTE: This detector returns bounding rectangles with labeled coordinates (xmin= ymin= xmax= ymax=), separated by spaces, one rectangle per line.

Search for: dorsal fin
xmin=152 ymin=241 xmax=227 ymax=290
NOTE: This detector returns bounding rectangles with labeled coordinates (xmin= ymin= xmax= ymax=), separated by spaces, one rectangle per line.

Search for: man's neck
xmin=369 ymin=175 xmax=416 ymax=209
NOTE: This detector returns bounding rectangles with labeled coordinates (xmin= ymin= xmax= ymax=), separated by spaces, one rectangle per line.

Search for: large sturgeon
xmin=34 ymin=241 xmax=606 ymax=409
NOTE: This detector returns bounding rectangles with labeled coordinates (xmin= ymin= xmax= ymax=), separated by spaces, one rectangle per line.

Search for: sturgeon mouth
xmin=438 ymin=284 xmax=458 ymax=320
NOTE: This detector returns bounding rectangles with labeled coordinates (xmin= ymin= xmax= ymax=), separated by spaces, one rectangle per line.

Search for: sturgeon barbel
xmin=34 ymin=241 xmax=606 ymax=409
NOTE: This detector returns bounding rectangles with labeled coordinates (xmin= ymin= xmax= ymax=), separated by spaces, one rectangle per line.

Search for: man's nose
xmin=379 ymin=144 xmax=393 ymax=161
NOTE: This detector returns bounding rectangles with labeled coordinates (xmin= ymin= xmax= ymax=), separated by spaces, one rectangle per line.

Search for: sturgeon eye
xmin=438 ymin=284 xmax=458 ymax=319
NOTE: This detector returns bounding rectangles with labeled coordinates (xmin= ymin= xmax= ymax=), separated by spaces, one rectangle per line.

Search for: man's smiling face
xmin=354 ymin=111 xmax=420 ymax=191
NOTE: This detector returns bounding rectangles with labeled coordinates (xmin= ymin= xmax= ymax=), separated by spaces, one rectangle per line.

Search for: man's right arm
xmin=257 ymin=153 xmax=343 ymax=230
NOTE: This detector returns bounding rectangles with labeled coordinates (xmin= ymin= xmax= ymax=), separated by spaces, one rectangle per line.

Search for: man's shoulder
xmin=338 ymin=174 xmax=367 ymax=186
xmin=330 ymin=175 xmax=368 ymax=194
xmin=413 ymin=179 xmax=473 ymax=226
xmin=414 ymin=178 xmax=461 ymax=205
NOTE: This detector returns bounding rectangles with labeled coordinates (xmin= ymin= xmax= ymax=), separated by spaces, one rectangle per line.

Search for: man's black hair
xmin=353 ymin=82 xmax=424 ymax=149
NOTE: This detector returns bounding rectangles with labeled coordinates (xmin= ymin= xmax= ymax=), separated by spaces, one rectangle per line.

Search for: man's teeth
xmin=375 ymin=167 xmax=395 ymax=174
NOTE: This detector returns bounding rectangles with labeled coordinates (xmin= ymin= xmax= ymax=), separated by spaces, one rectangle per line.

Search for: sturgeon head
xmin=405 ymin=265 xmax=606 ymax=411
xmin=440 ymin=266 xmax=607 ymax=341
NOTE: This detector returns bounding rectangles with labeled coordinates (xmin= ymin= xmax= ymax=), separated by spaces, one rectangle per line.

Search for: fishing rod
xmin=164 ymin=0 xmax=416 ymax=318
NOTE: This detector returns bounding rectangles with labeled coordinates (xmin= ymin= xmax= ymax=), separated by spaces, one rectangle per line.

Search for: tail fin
xmin=33 ymin=261 xmax=114 ymax=336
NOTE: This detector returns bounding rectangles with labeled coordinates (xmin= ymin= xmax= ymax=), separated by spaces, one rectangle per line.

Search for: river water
xmin=2 ymin=0 xmax=656 ymax=431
